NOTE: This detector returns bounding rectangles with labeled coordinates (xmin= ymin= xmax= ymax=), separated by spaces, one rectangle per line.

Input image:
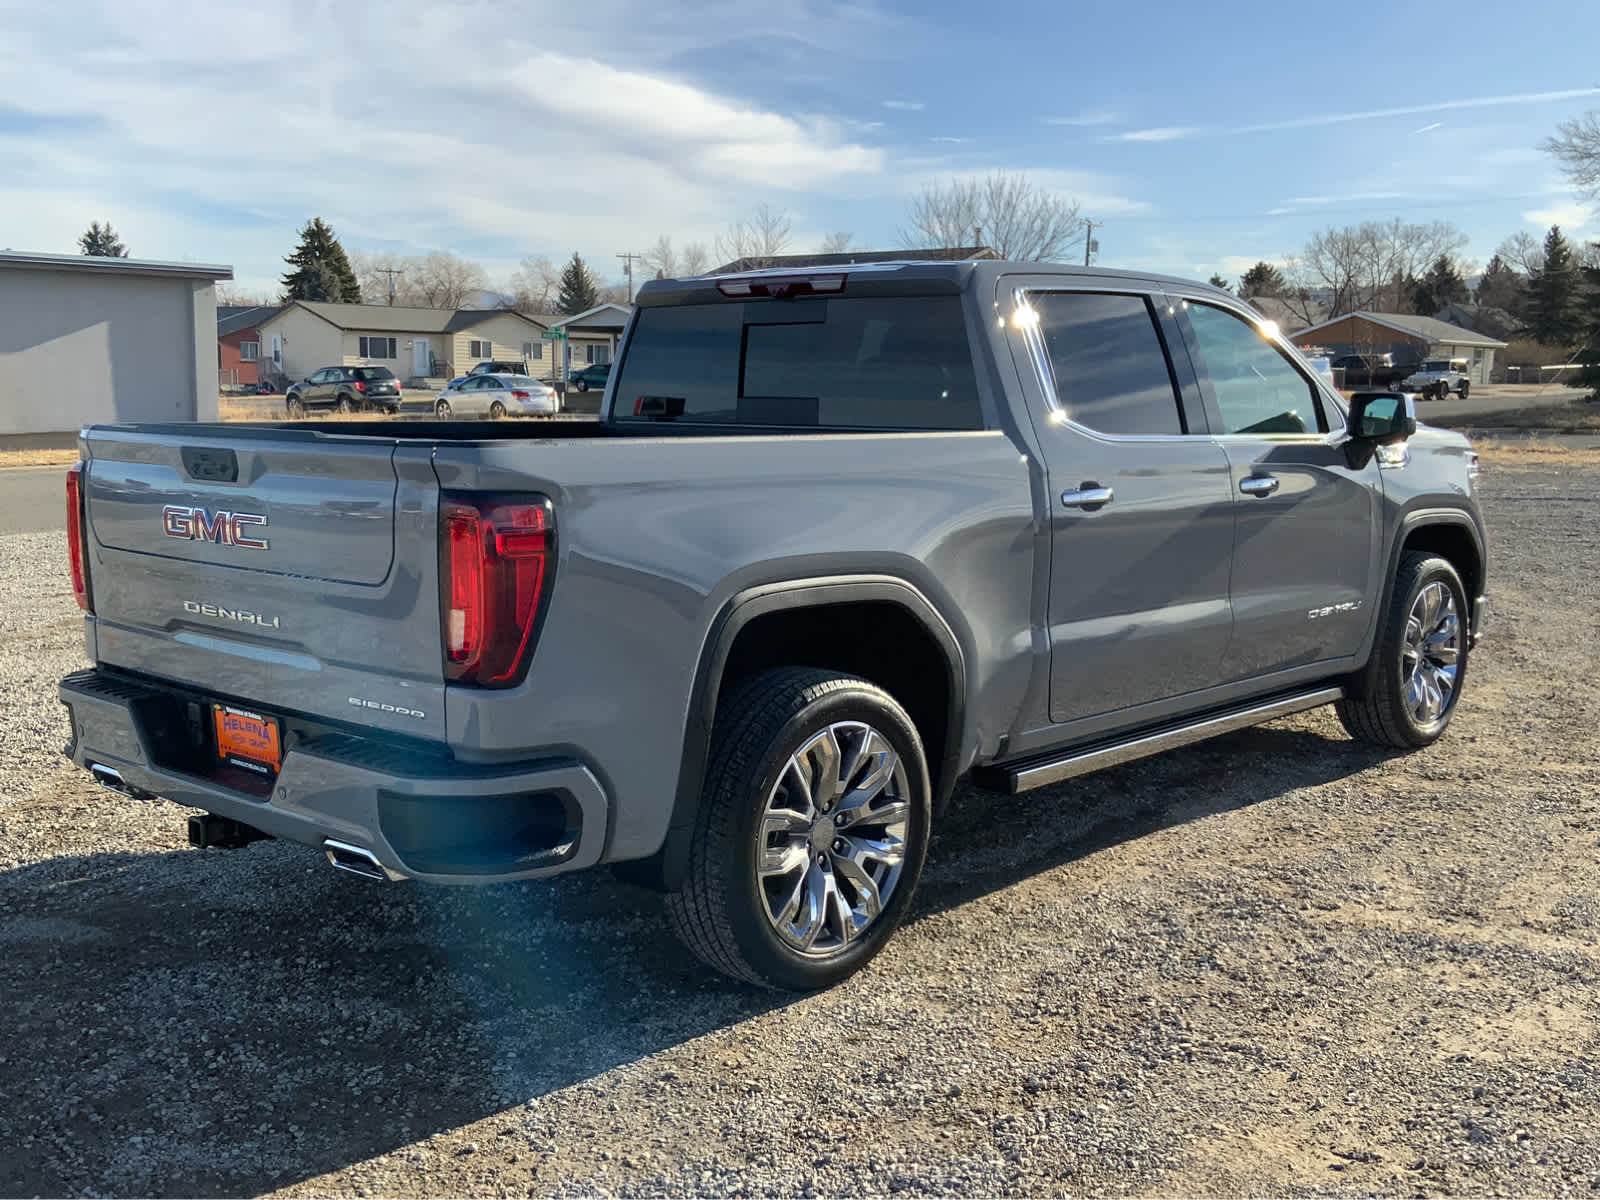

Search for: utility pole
xmin=1081 ymin=219 xmax=1101 ymax=267
xmin=376 ymin=267 xmax=403 ymax=305
xmin=616 ymin=252 xmax=644 ymax=303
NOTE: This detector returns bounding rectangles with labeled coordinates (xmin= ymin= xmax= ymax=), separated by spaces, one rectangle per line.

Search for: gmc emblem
xmin=161 ymin=505 xmax=269 ymax=550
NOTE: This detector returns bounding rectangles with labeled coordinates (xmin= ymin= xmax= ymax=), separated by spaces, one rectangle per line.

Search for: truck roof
xmin=637 ymin=260 xmax=1228 ymax=307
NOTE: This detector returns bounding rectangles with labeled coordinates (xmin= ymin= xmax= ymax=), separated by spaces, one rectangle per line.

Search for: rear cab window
xmin=612 ymin=294 xmax=982 ymax=429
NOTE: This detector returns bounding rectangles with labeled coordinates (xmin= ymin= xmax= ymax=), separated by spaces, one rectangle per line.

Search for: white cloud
xmin=0 ymin=0 xmax=892 ymax=289
xmin=1045 ymin=110 xmax=1118 ymax=127
xmin=929 ymin=136 xmax=967 ymax=144
xmin=1414 ymin=121 xmax=1443 ymax=134
xmin=1523 ymin=201 xmax=1592 ymax=233
xmin=882 ymin=99 xmax=925 ymax=111
xmin=1229 ymin=87 xmax=1600 ymax=136
xmin=1106 ymin=127 xmax=1199 ymax=143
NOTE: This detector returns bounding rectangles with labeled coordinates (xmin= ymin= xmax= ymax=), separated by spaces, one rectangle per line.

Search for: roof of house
xmin=217 ymin=305 xmax=281 ymax=336
xmin=263 ymin=301 xmax=546 ymax=334
xmin=0 ymin=249 xmax=233 ymax=281
xmin=709 ymin=246 xmax=999 ymax=275
xmin=551 ymin=303 xmax=632 ymax=333
xmin=1291 ymin=310 xmax=1507 ymax=349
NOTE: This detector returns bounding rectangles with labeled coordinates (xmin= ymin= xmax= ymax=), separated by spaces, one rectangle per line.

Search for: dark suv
xmin=286 ymin=366 xmax=402 ymax=415
xmin=1331 ymin=353 xmax=1407 ymax=389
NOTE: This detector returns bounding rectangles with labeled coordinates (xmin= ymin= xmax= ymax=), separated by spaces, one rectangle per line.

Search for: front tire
xmin=1337 ymin=552 xmax=1469 ymax=748
xmin=286 ymin=394 xmax=303 ymax=418
xmin=435 ymin=398 xmax=452 ymax=419
xmin=576 ymin=379 xmax=589 ymax=392
xmin=664 ymin=668 xmax=932 ymax=990
xmin=1458 ymin=381 xmax=1469 ymax=400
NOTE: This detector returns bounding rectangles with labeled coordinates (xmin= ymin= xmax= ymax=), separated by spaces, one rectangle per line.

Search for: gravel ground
xmin=1 ymin=458 xmax=1597 ymax=1198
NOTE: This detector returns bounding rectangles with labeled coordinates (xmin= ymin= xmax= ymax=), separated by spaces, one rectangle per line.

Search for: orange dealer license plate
xmin=213 ymin=704 xmax=283 ymax=776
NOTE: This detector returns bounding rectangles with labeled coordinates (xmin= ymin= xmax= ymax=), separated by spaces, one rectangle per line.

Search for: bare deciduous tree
xmin=1284 ymin=219 xmax=1469 ymax=318
xmin=819 ymin=231 xmax=853 ymax=254
xmin=507 ymin=255 xmax=559 ymax=313
xmin=901 ymin=171 xmax=1083 ymax=262
xmin=681 ymin=242 xmax=710 ymax=275
xmin=597 ymin=282 xmax=631 ymax=305
xmin=643 ymin=235 xmax=679 ymax=279
xmin=349 ymin=250 xmax=412 ymax=305
xmin=1496 ymin=231 xmax=1546 ymax=278
xmin=411 ymin=251 xmax=488 ymax=309
xmin=715 ymin=204 xmax=793 ymax=268
xmin=1542 ymin=110 xmax=1600 ymax=203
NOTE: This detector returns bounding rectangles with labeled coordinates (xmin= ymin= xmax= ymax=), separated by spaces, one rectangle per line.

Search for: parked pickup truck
xmin=59 ymin=263 xmax=1487 ymax=990
xmin=1402 ymin=358 xmax=1471 ymax=402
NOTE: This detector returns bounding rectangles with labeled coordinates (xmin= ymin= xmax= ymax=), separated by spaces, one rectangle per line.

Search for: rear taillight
xmin=512 ymin=390 xmax=530 ymax=401
xmin=354 ymin=381 xmax=367 ymax=393
xmin=440 ymin=495 xmax=553 ymax=688
xmin=66 ymin=461 xmax=92 ymax=612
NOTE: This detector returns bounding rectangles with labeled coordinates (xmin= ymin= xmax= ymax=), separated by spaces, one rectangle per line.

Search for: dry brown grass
xmin=217 ymin=396 xmax=403 ymax=423
xmin=0 ymin=448 xmax=79 ymax=468
xmin=1476 ymin=438 xmax=1600 ymax=467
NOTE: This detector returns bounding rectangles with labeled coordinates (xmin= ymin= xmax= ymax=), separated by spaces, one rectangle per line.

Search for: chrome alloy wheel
xmin=1403 ymin=581 xmax=1461 ymax=726
xmin=757 ymin=721 xmax=910 ymax=956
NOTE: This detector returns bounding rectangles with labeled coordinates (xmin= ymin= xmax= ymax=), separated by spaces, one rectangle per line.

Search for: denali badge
xmin=183 ymin=600 xmax=281 ymax=629
xmin=349 ymin=697 xmax=426 ymax=720
xmin=1307 ymin=601 xmax=1362 ymax=620
xmin=162 ymin=505 xmax=269 ymax=549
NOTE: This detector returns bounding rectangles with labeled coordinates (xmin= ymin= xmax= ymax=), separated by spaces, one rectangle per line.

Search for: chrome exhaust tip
xmin=323 ymin=839 xmax=405 ymax=881
xmin=89 ymin=762 xmax=155 ymax=801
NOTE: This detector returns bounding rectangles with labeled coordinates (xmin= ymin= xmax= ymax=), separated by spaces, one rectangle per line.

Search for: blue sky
xmin=2 ymin=0 xmax=1595 ymax=296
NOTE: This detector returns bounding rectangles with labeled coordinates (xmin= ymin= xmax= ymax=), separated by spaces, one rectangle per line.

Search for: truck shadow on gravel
xmin=0 ymin=723 xmax=1392 ymax=1196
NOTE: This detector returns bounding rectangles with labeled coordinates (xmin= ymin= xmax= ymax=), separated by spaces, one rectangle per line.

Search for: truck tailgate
xmin=80 ymin=426 xmax=447 ymax=741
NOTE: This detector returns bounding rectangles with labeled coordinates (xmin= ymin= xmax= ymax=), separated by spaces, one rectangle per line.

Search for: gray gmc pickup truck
xmin=59 ymin=261 xmax=1486 ymax=990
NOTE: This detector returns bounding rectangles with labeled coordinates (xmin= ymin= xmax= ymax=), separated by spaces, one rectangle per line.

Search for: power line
xmin=375 ymin=266 xmax=403 ymax=305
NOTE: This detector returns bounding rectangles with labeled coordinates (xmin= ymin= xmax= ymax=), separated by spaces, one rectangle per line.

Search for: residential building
xmin=0 ymin=250 xmax=230 ymax=437
xmin=1290 ymin=312 xmax=1507 ymax=385
xmin=217 ymin=304 xmax=280 ymax=389
xmin=550 ymin=303 xmax=632 ymax=378
xmin=257 ymin=302 xmax=550 ymax=385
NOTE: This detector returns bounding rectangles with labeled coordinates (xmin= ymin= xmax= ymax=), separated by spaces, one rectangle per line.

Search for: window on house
xmin=470 ymin=339 xmax=492 ymax=358
xmin=359 ymin=336 xmax=397 ymax=359
xmin=239 ymin=341 xmax=260 ymax=362
xmin=523 ymin=340 xmax=543 ymax=361
xmin=585 ymin=343 xmax=611 ymax=365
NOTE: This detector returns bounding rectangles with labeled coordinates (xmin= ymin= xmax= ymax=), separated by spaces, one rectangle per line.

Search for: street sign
xmin=540 ymin=329 xmax=566 ymax=341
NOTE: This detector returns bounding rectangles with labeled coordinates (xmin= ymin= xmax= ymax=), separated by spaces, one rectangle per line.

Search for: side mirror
xmin=1348 ymin=391 xmax=1416 ymax=443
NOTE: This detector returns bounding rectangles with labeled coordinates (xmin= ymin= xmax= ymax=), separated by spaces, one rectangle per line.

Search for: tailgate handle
xmin=182 ymin=447 xmax=238 ymax=483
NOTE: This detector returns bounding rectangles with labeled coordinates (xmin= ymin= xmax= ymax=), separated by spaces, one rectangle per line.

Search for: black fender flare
xmin=1353 ymin=506 xmax=1485 ymax=678
xmin=620 ymin=575 xmax=968 ymax=892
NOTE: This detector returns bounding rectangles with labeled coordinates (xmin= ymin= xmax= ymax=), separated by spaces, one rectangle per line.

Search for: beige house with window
xmin=550 ymin=303 xmax=632 ymax=378
xmin=257 ymin=301 xmax=550 ymax=385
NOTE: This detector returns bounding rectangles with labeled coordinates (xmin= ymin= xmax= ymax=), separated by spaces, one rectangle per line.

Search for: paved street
xmin=0 ymin=466 xmax=66 ymax=535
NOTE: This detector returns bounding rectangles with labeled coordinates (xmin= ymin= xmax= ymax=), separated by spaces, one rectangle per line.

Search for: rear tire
xmin=335 ymin=395 xmax=352 ymax=414
xmin=1458 ymin=381 xmax=1469 ymax=400
xmin=576 ymin=379 xmax=589 ymax=392
xmin=489 ymin=400 xmax=507 ymax=419
xmin=664 ymin=668 xmax=932 ymax=990
xmin=1337 ymin=552 xmax=1469 ymax=748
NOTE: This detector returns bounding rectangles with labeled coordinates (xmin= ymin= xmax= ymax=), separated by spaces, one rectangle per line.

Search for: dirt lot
xmin=0 ymin=450 xmax=1596 ymax=1197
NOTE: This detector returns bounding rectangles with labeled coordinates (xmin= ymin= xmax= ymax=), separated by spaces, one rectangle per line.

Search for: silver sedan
xmin=434 ymin=374 xmax=558 ymax=419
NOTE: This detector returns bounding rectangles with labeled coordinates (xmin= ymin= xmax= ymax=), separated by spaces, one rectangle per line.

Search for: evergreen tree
xmin=1474 ymin=253 xmax=1527 ymax=316
xmin=281 ymin=218 xmax=361 ymax=303
xmin=78 ymin=221 xmax=128 ymax=257
xmin=1411 ymin=254 xmax=1468 ymax=315
xmin=1570 ymin=249 xmax=1600 ymax=399
xmin=1527 ymin=225 xmax=1581 ymax=345
xmin=1207 ymin=273 xmax=1231 ymax=292
xmin=1238 ymin=261 xmax=1286 ymax=300
xmin=557 ymin=252 xmax=599 ymax=314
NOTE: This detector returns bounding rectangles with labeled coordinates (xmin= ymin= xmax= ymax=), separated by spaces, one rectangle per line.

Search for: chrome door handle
xmin=1061 ymin=484 xmax=1114 ymax=510
xmin=1239 ymin=475 xmax=1280 ymax=497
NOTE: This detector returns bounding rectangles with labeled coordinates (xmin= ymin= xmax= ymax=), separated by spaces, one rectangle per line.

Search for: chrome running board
xmin=978 ymin=686 xmax=1345 ymax=794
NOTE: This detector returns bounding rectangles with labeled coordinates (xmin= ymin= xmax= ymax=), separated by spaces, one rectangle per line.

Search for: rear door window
xmin=614 ymin=295 xmax=981 ymax=428
xmin=1028 ymin=292 xmax=1185 ymax=436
